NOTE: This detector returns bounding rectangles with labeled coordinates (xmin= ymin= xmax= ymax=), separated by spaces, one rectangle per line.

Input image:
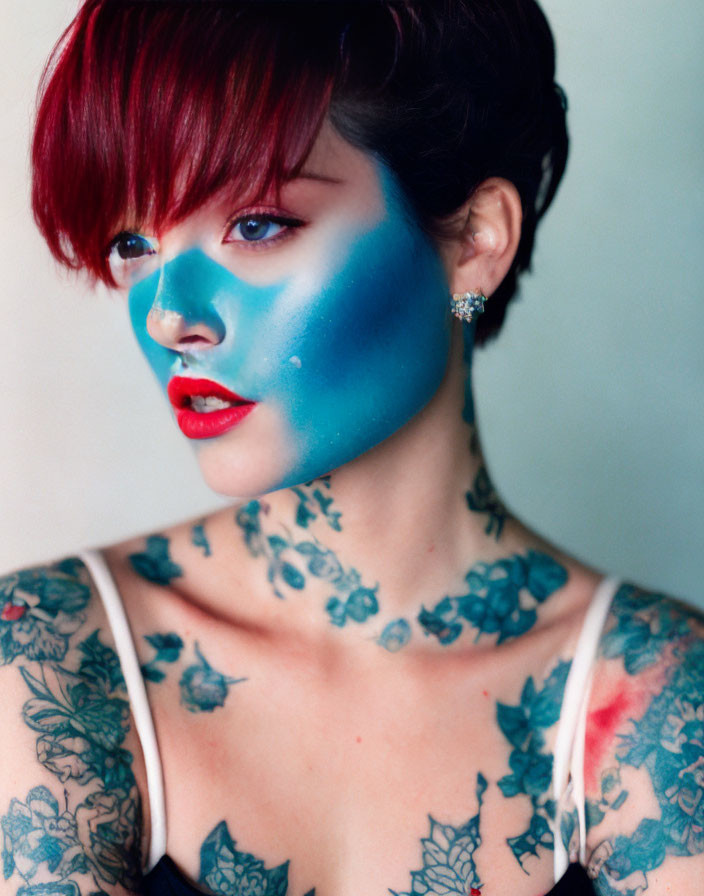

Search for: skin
xmin=2 ymin=121 xmax=702 ymax=896
xmin=111 ymin=121 xmax=530 ymax=618
xmin=127 ymin=150 xmax=452 ymax=496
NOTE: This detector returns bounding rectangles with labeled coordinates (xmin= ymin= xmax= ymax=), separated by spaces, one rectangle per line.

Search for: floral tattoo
xmin=1 ymin=558 xmax=143 ymax=893
xmin=418 ymin=550 xmax=568 ymax=646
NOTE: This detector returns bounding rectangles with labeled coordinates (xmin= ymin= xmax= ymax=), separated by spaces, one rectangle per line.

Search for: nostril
xmin=176 ymin=323 xmax=223 ymax=348
xmin=179 ymin=334 xmax=212 ymax=346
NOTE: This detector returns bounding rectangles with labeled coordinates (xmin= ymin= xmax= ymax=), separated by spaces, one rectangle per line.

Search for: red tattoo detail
xmin=1 ymin=604 xmax=26 ymax=621
xmin=584 ymin=691 xmax=632 ymax=791
xmin=584 ymin=662 xmax=669 ymax=791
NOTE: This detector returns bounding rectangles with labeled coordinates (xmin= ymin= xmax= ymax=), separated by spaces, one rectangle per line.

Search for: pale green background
xmin=1 ymin=1 xmax=702 ymax=604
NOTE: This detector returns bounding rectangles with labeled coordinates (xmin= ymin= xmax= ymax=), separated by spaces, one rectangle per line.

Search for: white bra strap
xmin=79 ymin=548 xmax=167 ymax=871
xmin=552 ymin=575 xmax=622 ymax=880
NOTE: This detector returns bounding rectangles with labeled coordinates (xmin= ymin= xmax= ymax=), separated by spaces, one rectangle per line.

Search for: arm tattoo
xmin=418 ymin=550 xmax=568 ymax=646
xmin=1 ymin=559 xmax=142 ymax=893
xmin=581 ymin=586 xmax=704 ymax=895
xmin=495 ymin=659 xmax=571 ymax=871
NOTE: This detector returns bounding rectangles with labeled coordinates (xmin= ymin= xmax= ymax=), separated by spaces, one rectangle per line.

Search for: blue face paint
xmin=129 ymin=161 xmax=454 ymax=495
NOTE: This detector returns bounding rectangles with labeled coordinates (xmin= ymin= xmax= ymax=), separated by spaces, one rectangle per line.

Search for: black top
xmin=140 ymin=854 xmax=596 ymax=895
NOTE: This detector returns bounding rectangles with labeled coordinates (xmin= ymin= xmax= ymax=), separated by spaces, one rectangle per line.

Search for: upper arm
xmin=0 ymin=557 xmax=145 ymax=895
xmin=580 ymin=584 xmax=704 ymax=895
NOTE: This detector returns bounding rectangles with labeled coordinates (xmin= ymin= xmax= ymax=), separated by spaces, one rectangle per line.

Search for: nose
xmin=145 ymin=250 xmax=226 ymax=351
xmin=146 ymin=306 xmax=222 ymax=350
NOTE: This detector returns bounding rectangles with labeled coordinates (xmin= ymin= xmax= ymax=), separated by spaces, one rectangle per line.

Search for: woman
xmin=1 ymin=2 xmax=702 ymax=895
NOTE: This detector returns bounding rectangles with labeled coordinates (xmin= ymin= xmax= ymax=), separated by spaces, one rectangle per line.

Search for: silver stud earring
xmin=450 ymin=290 xmax=487 ymax=323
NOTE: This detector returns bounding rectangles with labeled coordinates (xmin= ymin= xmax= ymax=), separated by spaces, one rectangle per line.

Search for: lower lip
xmin=175 ymin=403 xmax=257 ymax=439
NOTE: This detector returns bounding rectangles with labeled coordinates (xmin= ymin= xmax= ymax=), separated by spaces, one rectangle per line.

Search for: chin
xmin=198 ymin=459 xmax=275 ymax=500
xmin=193 ymin=404 xmax=296 ymax=499
xmin=197 ymin=449 xmax=299 ymax=500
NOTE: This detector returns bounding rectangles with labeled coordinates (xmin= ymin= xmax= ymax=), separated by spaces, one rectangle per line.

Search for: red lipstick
xmin=167 ymin=376 xmax=257 ymax=439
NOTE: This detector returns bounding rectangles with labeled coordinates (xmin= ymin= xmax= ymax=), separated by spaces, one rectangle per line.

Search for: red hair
xmin=32 ymin=1 xmax=339 ymax=284
xmin=33 ymin=0 xmax=569 ymax=346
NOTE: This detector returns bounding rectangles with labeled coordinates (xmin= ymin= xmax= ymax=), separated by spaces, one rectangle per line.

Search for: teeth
xmin=190 ymin=396 xmax=238 ymax=413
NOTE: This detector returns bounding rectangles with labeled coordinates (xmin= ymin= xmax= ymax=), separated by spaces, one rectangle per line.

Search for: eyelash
xmin=222 ymin=208 xmax=306 ymax=250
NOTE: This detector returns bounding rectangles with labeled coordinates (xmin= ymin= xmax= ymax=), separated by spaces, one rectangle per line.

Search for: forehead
xmin=164 ymin=121 xmax=386 ymax=237
xmin=302 ymin=121 xmax=363 ymax=177
xmin=291 ymin=121 xmax=385 ymax=215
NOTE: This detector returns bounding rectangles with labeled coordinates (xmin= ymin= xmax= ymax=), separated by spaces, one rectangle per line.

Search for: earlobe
xmin=448 ymin=177 xmax=523 ymax=298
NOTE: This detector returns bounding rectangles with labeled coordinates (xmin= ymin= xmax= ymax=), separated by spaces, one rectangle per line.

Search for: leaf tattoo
xmin=390 ymin=773 xmax=487 ymax=896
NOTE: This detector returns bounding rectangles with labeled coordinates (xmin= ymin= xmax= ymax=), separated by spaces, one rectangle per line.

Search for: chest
xmin=142 ymin=637 xmax=570 ymax=895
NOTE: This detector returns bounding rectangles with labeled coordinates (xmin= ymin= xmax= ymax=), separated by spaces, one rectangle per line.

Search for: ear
xmin=443 ymin=177 xmax=523 ymax=298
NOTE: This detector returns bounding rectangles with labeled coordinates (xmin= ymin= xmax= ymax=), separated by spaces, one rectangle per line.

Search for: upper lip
xmin=167 ymin=376 xmax=254 ymax=409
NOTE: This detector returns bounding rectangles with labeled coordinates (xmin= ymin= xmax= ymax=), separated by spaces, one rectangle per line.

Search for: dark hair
xmin=32 ymin=0 xmax=568 ymax=346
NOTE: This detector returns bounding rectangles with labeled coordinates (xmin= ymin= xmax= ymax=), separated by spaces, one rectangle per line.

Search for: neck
xmin=253 ymin=327 xmax=500 ymax=603
xmin=165 ymin=322 xmax=570 ymax=654
xmin=197 ymin=321 xmax=545 ymax=647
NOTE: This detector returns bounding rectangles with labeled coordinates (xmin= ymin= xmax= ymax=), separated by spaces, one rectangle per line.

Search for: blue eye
xmin=235 ymin=217 xmax=283 ymax=242
xmin=106 ymin=231 xmax=159 ymax=286
xmin=225 ymin=214 xmax=303 ymax=246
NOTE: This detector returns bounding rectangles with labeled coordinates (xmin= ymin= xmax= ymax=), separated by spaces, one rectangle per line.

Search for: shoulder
xmin=0 ymin=556 xmax=146 ymax=895
xmin=579 ymin=582 xmax=704 ymax=895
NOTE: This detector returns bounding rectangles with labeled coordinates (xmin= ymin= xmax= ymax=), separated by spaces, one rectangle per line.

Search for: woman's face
xmin=118 ymin=123 xmax=454 ymax=496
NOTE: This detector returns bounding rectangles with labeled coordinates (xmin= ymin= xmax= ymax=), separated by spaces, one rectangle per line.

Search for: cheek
xmin=259 ymin=193 xmax=453 ymax=457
